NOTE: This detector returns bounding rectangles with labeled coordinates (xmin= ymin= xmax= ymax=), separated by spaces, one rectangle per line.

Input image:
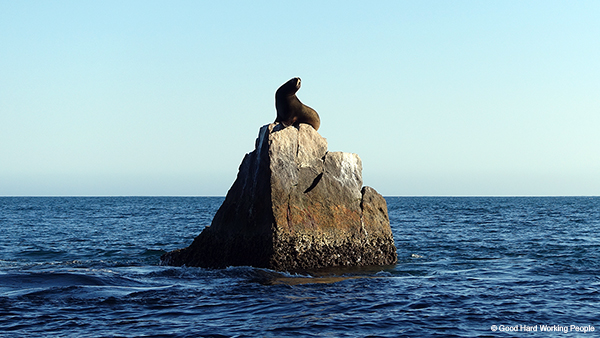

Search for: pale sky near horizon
xmin=1 ymin=1 xmax=599 ymax=196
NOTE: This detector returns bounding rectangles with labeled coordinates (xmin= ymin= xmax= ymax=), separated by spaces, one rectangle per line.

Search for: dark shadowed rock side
xmin=160 ymin=123 xmax=397 ymax=271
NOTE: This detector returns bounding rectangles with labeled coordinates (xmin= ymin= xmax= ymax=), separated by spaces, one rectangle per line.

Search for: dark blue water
xmin=1 ymin=197 xmax=598 ymax=337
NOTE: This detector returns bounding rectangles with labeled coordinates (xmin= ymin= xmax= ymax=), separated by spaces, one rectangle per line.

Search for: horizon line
xmin=1 ymin=195 xmax=598 ymax=198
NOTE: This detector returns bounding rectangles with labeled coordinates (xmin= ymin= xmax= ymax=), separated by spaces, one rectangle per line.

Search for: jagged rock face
xmin=161 ymin=123 xmax=397 ymax=271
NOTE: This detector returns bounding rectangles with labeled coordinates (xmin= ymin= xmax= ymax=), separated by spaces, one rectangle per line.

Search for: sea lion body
xmin=275 ymin=77 xmax=320 ymax=131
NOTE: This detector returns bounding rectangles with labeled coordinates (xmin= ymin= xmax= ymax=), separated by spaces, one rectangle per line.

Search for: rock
xmin=161 ymin=123 xmax=397 ymax=271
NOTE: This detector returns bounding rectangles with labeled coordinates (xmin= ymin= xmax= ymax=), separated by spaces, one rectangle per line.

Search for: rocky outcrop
xmin=161 ymin=123 xmax=397 ymax=271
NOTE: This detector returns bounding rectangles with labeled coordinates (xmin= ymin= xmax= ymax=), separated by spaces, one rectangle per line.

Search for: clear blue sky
xmin=1 ymin=1 xmax=599 ymax=196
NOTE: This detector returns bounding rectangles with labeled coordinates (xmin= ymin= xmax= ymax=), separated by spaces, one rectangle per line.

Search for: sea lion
xmin=275 ymin=77 xmax=320 ymax=131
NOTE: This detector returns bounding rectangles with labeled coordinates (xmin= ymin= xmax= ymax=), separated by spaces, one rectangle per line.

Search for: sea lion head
xmin=276 ymin=77 xmax=301 ymax=97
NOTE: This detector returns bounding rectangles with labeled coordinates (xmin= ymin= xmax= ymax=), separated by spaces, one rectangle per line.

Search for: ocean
xmin=1 ymin=197 xmax=598 ymax=337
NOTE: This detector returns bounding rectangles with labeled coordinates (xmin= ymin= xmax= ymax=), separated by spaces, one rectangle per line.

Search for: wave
xmin=0 ymin=269 xmax=162 ymax=298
